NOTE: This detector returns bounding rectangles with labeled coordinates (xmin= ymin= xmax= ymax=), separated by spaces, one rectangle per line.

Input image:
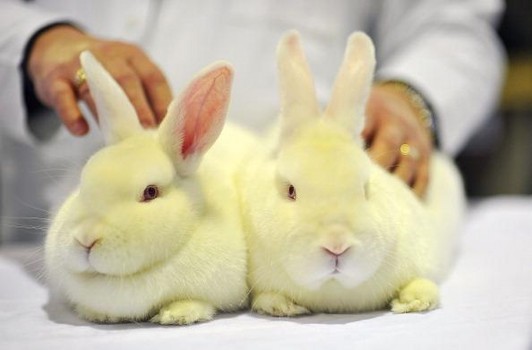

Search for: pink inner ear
xmin=180 ymin=68 xmax=230 ymax=158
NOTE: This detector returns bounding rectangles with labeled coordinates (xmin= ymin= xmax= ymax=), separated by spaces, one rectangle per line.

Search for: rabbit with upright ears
xmin=239 ymin=31 xmax=465 ymax=316
xmin=45 ymin=52 xmax=254 ymax=324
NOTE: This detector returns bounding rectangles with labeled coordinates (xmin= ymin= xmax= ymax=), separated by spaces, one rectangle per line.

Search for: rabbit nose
xmin=321 ymin=223 xmax=352 ymax=252
xmin=322 ymin=245 xmax=351 ymax=257
xmin=76 ymin=237 xmax=100 ymax=252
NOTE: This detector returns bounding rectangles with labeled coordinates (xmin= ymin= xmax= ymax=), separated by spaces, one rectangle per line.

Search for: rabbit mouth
xmin=326 ymin=262 xmax=347 ymax=278
xmin=332 ymin=269 xmax=341 ymax=275
xmin=299 ymin=253 xmax=377 ymax=289
xmin=329 ymin=258 xmax=343 ymax=275
xmin=322 ymin=245 xmax=351 ymax=274
xmin=289 ymin=258 xmax=347 ymax=289
xmin=70 ymin=230 xmax=166 ymax=277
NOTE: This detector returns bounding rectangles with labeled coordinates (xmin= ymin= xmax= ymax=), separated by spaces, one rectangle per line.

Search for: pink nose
xmin=322 ymin=245 xmax=351 ymax=257
xmin=76 ymin=238 xmax=99 ymax=251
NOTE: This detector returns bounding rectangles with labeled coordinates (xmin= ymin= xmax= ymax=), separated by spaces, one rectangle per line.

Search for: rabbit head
xmin=245 ymin=31 xmax=404 ymax=292
xmin=47 ymin=52 xmax=234 ymax=279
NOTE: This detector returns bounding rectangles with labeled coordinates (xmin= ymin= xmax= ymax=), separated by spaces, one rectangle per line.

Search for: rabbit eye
xmin=287 ymin=184 xmax=297 ymax=201
xmin=142 ymin=185 xmax=159 ymax=202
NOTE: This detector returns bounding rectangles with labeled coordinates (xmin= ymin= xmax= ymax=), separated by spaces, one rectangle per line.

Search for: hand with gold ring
xmin=399 ymin=143 xmax=420 ymax=161
xmin=363 ymin=83 xmax=433 ymax=198
xmin=27 ymin=24 xmax=172 ymax=136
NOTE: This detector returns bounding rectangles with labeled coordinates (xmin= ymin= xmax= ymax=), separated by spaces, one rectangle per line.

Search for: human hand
xmin=27 ymin=25 xmax=172 ymax=136
xmin=363 ymin=84 xmax=433 ymax=197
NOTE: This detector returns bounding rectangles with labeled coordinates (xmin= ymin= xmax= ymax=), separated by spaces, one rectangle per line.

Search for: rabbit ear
xmin=277 ymin=30 xmax=321 ymax=143
xmin=80 ymin=51 xmax=142 ymax=144
xmin=324 ymin=32 xmax=375 ymax=140
xmin=158 ymin=62 xmax=233 ymax=176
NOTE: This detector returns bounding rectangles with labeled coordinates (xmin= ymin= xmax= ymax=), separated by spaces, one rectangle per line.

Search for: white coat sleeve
xmin=373 ymin=0 xmax=505 ymax=155
xmin=0 ymin=0 xmax=72 ymax=144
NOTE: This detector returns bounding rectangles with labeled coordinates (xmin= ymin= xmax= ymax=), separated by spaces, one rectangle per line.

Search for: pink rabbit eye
xmin=288 ymin=185 xmax=297 ymax=201
xmin=142 ymin=185 xmax=159 ymax=202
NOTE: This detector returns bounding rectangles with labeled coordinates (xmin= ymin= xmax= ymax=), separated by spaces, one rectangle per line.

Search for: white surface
xmin=1 ymin=197 xmax=531 ymax=350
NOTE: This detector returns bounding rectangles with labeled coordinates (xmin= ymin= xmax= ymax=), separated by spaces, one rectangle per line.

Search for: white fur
xmin=45 ymin=52 xmax=256 ymax=324
xmin=239 ymin=31 xmax=466 ymax=316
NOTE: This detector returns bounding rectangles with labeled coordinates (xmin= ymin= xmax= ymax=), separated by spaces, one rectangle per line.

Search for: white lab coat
xmin=0 ymin=0 xmax=505 ymax=241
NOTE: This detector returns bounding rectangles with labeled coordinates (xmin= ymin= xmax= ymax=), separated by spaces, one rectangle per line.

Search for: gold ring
xmin=400 ymin=143 xmax=420 ymax=160
xmin=74 ymin=68 xmax=87 ymax=88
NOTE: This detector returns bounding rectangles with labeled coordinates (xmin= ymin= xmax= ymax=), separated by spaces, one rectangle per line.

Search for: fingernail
xmin=141 ymin=121 xmax=156 ymax=129
xmin=70 ymin=121 xmax=87 ymax=135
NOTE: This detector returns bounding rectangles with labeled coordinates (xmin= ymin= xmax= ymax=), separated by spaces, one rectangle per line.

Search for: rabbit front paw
xmin=391 ymin=278 xmax=439 ymax=313
xmin=252 ymin=292 xmax=310 ymax=317
xmin=151 ymin=300 xmax=216 ymax=325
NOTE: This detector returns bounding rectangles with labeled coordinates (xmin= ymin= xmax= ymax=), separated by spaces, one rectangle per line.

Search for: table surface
xmin=1 ymin=196 xmax=531 ymax=350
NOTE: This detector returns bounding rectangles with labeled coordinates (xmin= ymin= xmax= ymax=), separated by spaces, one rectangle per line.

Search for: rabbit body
xmin=45 ymin=53 xmax=254 ymax=324
xmin=240 ymin=32 xmax=465 ymax=316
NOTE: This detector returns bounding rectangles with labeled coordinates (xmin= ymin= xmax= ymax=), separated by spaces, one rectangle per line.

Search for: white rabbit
xmin=239 ymin=31 xmax=466 ymax=316
xmin=45 ymin=52 xmax=255 ymax=325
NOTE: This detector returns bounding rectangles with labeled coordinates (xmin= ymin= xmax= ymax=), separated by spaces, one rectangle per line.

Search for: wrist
xmin=374 ymin=80 xmax=439 ymax=147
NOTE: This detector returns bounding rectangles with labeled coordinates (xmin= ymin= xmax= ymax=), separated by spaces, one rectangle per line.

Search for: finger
xmin=108 ymin=63 xmax=157 ymax=128
xmin=363 ymin=87 xmax=386 ymax=142
xmin=394 ymin=154 xmax=417 ymax=187
xmin=367 ymin=125 xmax=402 ymax=170
xmin=362 ymin=109 xmax=377 ymax=142
xmin=49 ymin=79 xmax=89 ymax=136
xmin=77 ymin=85 xmax=99 ymax=122
xmin=130 ymin=54 xmax=172 ymax=123
xmin=412 ymin=160 xmax=430 ymax=198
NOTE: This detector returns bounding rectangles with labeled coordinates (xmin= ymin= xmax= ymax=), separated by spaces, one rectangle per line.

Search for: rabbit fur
xmin=45 ymin=52 xmax=255 ymax=325
xmin=238 ymin=31 xmax=466 ymax=316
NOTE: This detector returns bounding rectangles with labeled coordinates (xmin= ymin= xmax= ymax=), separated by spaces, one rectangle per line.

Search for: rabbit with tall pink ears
xmin=45 ymin=52 xmax=254 ymax=325
xmin=239 ymin=31 xmax=465 ymax=316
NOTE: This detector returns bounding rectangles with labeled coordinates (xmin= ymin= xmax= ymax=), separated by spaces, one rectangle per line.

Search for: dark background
xmin=457 ymin=0 xmax=532 ymax=196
